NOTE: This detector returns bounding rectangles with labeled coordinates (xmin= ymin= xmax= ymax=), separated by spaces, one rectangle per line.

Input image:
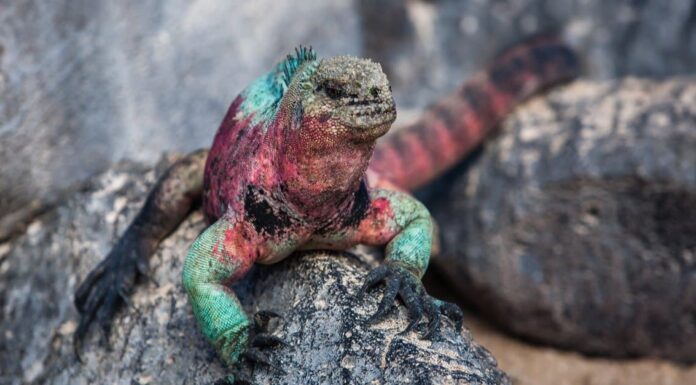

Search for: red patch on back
xmin=371 ymin=197 xmax=391 ymax=215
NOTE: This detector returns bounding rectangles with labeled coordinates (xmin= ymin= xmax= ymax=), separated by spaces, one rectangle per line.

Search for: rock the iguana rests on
xmin=72 ymin=36 xmax=578 ymax=381
xmin=0 ymin=162 xmax=509 ymax=385
xmin=235 ymin=252 xmax=510 ymax=385
xmin=426 ymin=78 xmax=696 ymax=363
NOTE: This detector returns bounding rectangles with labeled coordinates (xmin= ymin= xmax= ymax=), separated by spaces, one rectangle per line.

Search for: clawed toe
xmin=421 ymin=298 xmax=441 ymax=340
xmin=231 ymin=309 xmax=288 ymax=380
xmin=253 ymin=310 xmax=282 ymax=332
xmin=252 ymin=333 xmax=286 ymax=348
xmin=216 ymin=322 xmax=287 ymax=385
xmin=366 ymin=274 xmax=400 ymax=323
xmin=242 ymin=348 xmax=273 ymax=367
xmin=361 ymin=262 xmax=464 ymax=339
xmin=72 ymin=238 xmax=152 ymax=361
xmin=439 ymin=301 xmax=464 ymax=331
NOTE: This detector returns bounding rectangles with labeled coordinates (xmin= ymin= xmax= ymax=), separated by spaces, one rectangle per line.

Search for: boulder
xmin=0 ymin=160 xmax=509 ymax=385
xmin=422 ymin=78 xmax=696 ymax=362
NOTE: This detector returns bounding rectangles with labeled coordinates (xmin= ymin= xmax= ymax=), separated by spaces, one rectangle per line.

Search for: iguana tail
xmin=369 ymin=34 xmax=580 ymax=191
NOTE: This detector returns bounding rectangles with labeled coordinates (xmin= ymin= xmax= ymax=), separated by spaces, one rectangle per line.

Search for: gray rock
xmin=423 ymin=78 xmax=696 ymax=362
xmin=362 ymin=0 xmax=696 ymax=115
xmin=0 ymin=161 xmax=509 ymax=385
xmin=0 ymin=0 xmax=361 ymax=240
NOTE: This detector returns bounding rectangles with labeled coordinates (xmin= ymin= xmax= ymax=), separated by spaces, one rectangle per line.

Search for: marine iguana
xmin=74 ymin=36 xmax=579 ymax=382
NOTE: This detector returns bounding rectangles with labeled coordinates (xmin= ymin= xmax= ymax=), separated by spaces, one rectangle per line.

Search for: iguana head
xmin=238 ymin=47 xmax=396 ymax=144
xmin=277 ymin=49 xmax=396 ymax=145
xmin=300 ymin=55 xmax=396 ymax=142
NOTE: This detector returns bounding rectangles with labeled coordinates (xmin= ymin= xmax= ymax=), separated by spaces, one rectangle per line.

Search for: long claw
xmin=422 ymin=317 xmax=440 ymax=340
xmin=73 ymin=330 xmax=85 ymax=364
xmin=398 ymin=284 xmax=423 ymax=335
xmin=400 ymin=318 xmax=420 ymax=336
xmin=359 ymin=265 xmax=389 ymax=295
xmin=252 ymin=334 xmax=286 ymax=348
xmin=233 ymin=309 xmax=287 ymax=380
xmin=117 ymin=286 xmax=132 ymax=307
xmin=399 ymin=280 xmax=423 ymax=324
xmin=421 ymin=297 xmax=441 ymax=340
xmin=73 ymin=281 xmax=106 ymax=360
xmin=136 ymin=256 xmax=158 ymax=287
xmin=368 ymin=275 xmax=400 ymax=324
xmin=254 ymin=310 xmax=282 ymax=332
xmin=243 ymin=348 xmax=286 ymax=374
xmin=99 ymin=329 xmax=111 ymax=350
xmin=97 ymin=301 xmax=115 ymax=350
xmin=72 ymin=241 xmax=148 ymax=361
xmin=74 ymin=262 xmax=106 ymax=311
xmin=440 ymin=302 xmax=464 ymax=331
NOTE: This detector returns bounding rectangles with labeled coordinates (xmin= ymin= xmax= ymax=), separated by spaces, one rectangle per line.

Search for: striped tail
xmin=369 ymin=34 xmax=580 ymax=191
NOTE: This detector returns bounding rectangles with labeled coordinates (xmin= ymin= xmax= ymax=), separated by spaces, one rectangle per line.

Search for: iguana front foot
xmin=228 ymin=310 xmax=287 ymax=385
xmin=73 ymin=234 xmax=154 ymax=360
xmin=360 ymin=261 xmax=463 ymax=338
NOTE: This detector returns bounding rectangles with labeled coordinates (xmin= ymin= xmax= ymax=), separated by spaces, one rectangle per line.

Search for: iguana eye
xmin=318 ymin=80 xmax=345 ymax=100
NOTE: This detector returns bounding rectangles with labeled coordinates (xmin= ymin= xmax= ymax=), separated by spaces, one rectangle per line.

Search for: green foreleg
xmin=182 ymin=219 xmax=253 ymax=366
xmin=374 ymin=189 xmax=433 ymax=277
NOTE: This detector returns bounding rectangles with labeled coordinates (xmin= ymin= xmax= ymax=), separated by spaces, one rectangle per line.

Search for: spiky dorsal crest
xmin=281 ymin=46 xmax=317 ymax=89
xmin=239 ymin=46 xmax=318 ymax=126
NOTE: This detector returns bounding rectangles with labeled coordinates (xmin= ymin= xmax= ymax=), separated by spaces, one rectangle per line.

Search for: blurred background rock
xmin=2 ymin=0 xmax=696 ymax=238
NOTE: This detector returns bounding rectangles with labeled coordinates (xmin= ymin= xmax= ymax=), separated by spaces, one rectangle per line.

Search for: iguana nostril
xmin=370 ymin=87 xmax=380 ymax=97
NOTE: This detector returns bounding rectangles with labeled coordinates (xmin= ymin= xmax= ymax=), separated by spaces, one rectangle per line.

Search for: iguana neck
xmin=278 ymin=117 xmax=375 ymax=223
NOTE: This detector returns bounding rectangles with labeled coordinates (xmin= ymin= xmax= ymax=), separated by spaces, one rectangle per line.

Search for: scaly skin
xmin=186 ymin=49 xmax=449 ymax=372
xmin=74 ymin=39 xmax=580 ymax=381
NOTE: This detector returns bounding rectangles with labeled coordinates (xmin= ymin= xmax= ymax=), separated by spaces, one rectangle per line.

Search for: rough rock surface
xmin=0 ymin=161 xmax=509 ymax=385
xmin=422 ymin=78 xmax=696 ymax=362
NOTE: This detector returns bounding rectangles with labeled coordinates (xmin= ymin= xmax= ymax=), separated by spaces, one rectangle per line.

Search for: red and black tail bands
xmin=369 ymin=34 xmax=580 ymax=191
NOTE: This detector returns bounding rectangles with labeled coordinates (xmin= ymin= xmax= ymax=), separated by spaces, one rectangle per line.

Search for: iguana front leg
xmin=310 ymin=188 xmax=463 ymax=338
xmin=182 ymin=217 xmax=305 ymax=378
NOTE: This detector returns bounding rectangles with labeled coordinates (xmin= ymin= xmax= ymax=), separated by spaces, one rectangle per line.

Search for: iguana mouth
xmin=350 ymin=101 xmax=395 ymax=117
xmin=345 ymin=99 xmax=396 ymax=133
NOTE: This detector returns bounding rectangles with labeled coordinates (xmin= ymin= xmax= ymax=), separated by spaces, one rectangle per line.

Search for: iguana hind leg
xmin=73 ymin=148 xmax=209 ymax=357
